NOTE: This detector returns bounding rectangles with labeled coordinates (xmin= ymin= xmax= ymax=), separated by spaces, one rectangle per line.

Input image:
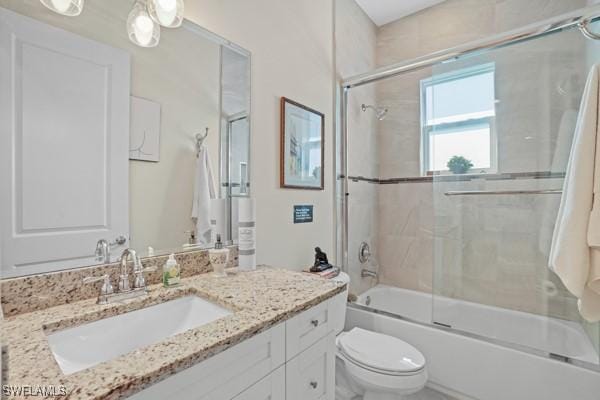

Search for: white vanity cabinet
xmin=285 ymin=333 xmax=335 ymax=400
xmin=232 ymin=366 xmax=286 ymax=400
xmin=127 ymin=298 xmax=336 ymax=400
xmin=284 ymin=299 xmax=336 ymax=400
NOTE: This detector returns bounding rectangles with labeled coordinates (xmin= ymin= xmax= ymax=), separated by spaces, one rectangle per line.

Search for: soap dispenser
xmin=209 ymin=234 xmax=229 ymax=277
xmin=163 ymin=253 xmax=181 ymax=287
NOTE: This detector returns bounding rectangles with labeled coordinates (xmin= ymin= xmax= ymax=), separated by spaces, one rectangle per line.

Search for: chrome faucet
xmin=95 ymin=239 xmax=110 ymax=263
xmin=84 ymin=248 xmax=155 ymax=304
xmin=361 ymin=268 xmax=378 ymax=278
xmin=118 ymin=248 xmax=140 ymax=292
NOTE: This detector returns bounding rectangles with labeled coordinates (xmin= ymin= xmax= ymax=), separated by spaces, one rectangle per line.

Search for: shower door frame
xmin=337 ymin=4 xmax=600 ymax=373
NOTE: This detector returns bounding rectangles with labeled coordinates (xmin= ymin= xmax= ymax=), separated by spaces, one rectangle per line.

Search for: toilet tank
xmin=330 ymin=271 xmax=350 ymax=335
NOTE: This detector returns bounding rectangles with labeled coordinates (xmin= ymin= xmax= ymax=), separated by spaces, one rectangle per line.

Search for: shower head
xmin=361 ymin=103 xmax=388 ymax=121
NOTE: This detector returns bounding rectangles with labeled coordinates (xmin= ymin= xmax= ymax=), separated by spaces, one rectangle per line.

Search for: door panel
xmin=0 ymin=8 xmax=130 ymax=277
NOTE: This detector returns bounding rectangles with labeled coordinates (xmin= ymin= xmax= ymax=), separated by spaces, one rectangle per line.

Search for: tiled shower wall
xmin=360 ymin=0 xmax=591 ymax=320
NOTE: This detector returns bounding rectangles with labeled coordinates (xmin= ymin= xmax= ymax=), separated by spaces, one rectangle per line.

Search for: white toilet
xmin=331 ymin=272 xmax=428 ymax=400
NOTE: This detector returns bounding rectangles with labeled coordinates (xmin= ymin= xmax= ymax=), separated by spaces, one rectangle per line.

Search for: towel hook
xmin=195 ymin=127 xmax=209 ymax=156
xmin=578 ymin=18 xmax=600 ymax=40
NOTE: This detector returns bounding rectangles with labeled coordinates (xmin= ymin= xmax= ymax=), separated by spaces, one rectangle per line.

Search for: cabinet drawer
xmin=285 ymin=299 xmax=333 ymax=359
xmin=285 ymin=332 xmax=335 ymax=400
xmin=232 ymin=365 xmax=285 ymax=400
xmin=127 ymin=323 xmax=285 ymax=400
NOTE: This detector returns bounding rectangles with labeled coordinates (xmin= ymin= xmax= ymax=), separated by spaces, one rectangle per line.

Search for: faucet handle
xmin=133 ymin=263 xmax=157 ymax=289
xmin=83 ymin=274 xmax=114 ymax=296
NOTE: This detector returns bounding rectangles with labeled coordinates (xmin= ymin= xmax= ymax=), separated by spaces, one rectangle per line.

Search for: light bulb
xmin=50 ymin=0 xmax=70 ymax=13
xmin=134 ymin=15 xmax=154 ymax=46
xmin=156 ymin=0 xmax=177 ymax=26
xmin=148 ymin=0 xmax=184 ymax=28
xmin=127 ymin=1 xmax=160 ymax=47
xmin=159 ymin=0 xmax=177 ymax=12
xmin=40 ymin=0 xmax=84 ymax=16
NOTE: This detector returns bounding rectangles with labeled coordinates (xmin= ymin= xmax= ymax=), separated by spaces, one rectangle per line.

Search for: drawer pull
xmin=310 ymin=319 xmax=319 ymax=327
xmin=309 ymin=381 xmax=318 ymax=389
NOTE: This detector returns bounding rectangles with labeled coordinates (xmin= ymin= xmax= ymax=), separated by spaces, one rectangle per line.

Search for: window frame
xmin=419 ymin=63 xmax=498 ymax=176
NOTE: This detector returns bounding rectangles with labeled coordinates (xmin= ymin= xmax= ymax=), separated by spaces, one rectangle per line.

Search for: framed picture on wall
xmin=280 ymin=97 xmax=324 ymax=190
xmin=129 ymin=96 xmax=161 ymax=162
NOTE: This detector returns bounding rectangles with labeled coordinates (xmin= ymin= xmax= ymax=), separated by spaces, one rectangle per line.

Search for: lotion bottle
xmin=209 ymin=234 xmax=229 ymax=277
xmin=162 ymin=254 xmax=181 ymax=287
xmin=238 ymin=198 xmax=256 ymax=270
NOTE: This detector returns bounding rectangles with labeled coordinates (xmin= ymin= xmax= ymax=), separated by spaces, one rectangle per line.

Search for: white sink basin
xmin=47 ymin=296 xmax=232 ymax=375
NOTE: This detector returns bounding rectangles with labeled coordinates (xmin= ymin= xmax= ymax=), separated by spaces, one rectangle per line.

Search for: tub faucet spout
xmin=361 ymin=269 xmax=377 ymax=278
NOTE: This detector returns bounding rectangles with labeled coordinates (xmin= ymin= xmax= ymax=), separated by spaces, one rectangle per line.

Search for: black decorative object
xmin=311 ymin=247 xmax=333 ymax=273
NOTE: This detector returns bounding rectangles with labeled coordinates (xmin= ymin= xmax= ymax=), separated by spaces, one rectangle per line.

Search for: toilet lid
xmin=338 ymin=328 xmax=426 ymax=374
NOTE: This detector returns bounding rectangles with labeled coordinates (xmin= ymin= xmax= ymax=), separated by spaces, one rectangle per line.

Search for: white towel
xmin=191 ymin=145 xmax=215 ymax=245
xmin=538 ymin=109 xmax=579 ymax=257
xmin=549 ymin=64 xmax=600 ymax=322
xmin=551 ymin=109 xmax=578 ymax=173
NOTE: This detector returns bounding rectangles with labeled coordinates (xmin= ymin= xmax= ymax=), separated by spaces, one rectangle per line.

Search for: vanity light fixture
xmin=40 ymin=0 xmax=185 ymax=48
xmin=39 ymin=0 xmax=84 ymax=16
xmin=127 ymin=0 xmax=161 ymax=48
xmin=147 ymin=0 xmax=184 ymax=28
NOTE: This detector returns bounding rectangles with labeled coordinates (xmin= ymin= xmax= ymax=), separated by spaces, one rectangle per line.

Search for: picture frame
xmin=280 ymin=97 xmax=324 ymax=190
xmin=129 ymin=96 xmax=161 ymax=162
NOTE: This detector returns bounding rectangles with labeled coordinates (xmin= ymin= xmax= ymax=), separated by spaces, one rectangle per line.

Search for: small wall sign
xmin=293 ymin=205 xmax=313 ymax=224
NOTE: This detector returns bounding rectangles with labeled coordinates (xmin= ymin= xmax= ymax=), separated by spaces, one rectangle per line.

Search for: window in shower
xmin=420 ymin=63 xmax=497 ymax=175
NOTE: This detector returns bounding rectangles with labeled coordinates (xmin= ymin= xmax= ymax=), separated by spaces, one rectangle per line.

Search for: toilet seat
xmin=337 ymin=328 xmax=426 ymax=376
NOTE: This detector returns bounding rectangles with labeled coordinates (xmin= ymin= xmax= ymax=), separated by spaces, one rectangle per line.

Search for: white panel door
xmin=0 ymin=8 xmax=130 ymax=277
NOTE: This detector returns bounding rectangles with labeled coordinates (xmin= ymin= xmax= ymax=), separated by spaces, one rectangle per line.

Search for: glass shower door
xmin=429 ymin=26 xmax=600 ymax=366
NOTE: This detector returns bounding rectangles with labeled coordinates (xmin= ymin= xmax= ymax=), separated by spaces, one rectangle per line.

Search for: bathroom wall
xmin=336 ymin=0 xmax=593 ymax=320
xmin=185 ymin=0 xmax=336 ymax=269
xmin=335 ymin=0 xmax=378 ymax=294
xmin=1 ymin=0 xmax=222 ymax=254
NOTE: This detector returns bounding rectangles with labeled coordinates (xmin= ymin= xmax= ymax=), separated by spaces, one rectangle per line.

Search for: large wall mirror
xmin=0 ymin=0 xmax=251 ymax=277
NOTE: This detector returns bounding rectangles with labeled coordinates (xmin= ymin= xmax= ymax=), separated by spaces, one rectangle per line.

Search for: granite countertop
xmin=1 ymin=266 xmax=345 ymax=400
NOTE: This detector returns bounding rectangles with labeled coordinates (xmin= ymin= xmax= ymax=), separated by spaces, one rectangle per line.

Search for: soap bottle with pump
xmin=209 ymin=234 xmax=229 ymax=277
xmin=163 ymin=253 xmax=181 ymax=287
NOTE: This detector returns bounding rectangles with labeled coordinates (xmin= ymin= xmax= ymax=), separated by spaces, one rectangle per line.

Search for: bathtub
xmin=346 ymin=285 xmax=600 ymax=400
